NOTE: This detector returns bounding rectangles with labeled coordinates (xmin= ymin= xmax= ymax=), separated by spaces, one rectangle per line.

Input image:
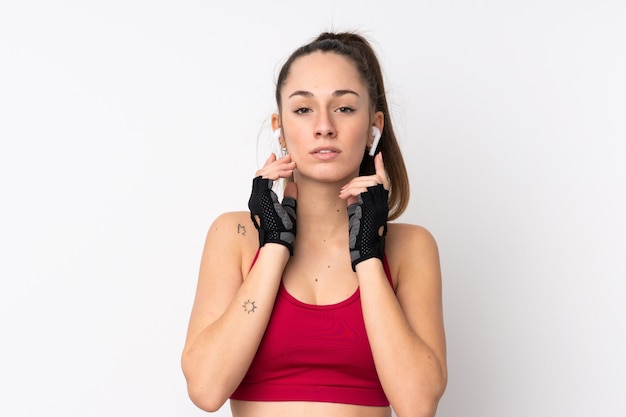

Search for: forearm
xmin=356 ymin=260 xmax=447 ymax=417
xmin=182 ymin=244 xmax=289 ymax=410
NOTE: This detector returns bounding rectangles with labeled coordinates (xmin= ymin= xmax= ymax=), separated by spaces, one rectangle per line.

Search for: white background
xmin=1 ymin=1 xmax=625 ymax=416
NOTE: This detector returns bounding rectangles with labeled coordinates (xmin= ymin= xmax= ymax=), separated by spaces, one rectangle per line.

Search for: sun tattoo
xmin=242 ymin=299 xmax=257 ymax=314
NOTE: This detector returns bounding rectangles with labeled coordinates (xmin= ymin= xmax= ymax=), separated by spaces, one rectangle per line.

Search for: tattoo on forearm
xmin=237 ymin=224 xmax=246 ymax=236
xmin=242 ymin=299 xmax=257 ymax=314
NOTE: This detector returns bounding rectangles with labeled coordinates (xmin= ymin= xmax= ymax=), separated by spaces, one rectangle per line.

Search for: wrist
xmin=260 ymin=230 xmax=295 ymax=255
xmin=350 ymin=234 xmax=386 ymax=271
xmin=353 ymin=256 xmax=385 ymax=277
xmin=351 ymin=251 xmax=384 ymax=272
xmin=259 ymin=242 xmax=292 ymax=262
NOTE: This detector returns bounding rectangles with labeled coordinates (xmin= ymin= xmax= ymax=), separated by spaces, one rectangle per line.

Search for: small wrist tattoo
xmin=242 ymin=299 xmax=257 ymax=314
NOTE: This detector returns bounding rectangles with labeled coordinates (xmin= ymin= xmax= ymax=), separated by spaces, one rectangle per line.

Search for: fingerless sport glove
xmin=248 ymin=176 xmax=297 ymax=255
xmin=347 ymin=184 xmax=389 ymax=271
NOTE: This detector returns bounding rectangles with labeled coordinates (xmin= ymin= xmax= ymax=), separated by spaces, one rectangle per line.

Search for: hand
xmin=248 ymin=154 xmax=298 ymax=255
xmin=340 ymin=153 xmax=389 ymax=271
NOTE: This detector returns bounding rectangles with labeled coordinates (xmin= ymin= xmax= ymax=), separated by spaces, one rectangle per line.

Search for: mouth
xmin=311 ymin=147 xmax=340 ymax=155
xmin=311 ymin=147 xmax=340 ymax=160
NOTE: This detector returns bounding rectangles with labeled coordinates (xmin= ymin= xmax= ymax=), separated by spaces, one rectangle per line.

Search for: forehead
xmin=283 ymin=51 xmax=367 ymax=95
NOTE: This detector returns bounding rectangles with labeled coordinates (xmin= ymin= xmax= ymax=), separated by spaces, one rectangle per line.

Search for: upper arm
xmin=183 ymin=211 xmax=255 ymax=350
xmin=389 ymin=224 xmax=447 ymax=377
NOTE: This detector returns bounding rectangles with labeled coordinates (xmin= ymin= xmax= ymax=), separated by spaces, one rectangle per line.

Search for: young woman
xmin=181 ymin=32 xmax=447 ymax=417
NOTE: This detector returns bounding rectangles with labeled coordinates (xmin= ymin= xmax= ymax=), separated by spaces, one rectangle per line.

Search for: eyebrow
xmin=288 ymin=89 xmax=361 ymax=99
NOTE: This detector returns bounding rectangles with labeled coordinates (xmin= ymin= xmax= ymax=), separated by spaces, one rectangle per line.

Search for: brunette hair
xmin=275 ymin=31 xmax=409 ymax=220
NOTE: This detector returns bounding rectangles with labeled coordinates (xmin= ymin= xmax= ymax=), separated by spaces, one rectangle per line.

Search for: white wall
xmin=1 ymin=1 xmax=624 ymax=416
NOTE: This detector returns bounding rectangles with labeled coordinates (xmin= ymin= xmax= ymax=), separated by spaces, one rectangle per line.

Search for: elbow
xmin=182 ymin=358 xmax=231 ymax=412
xmin=393 ymin=379 xmax=447 ymax=417
xmin=394 ymin=396 xmax=441 ymax=417
xmin=419 ymin=372 xmax=447 ymax=416
xmin=418 ymin=400 xmax=440 ymax=417
xmin=423 ymin=379 xmax=447 ymax=417
xmin=186 ymin=380 xmax=230 ymax=413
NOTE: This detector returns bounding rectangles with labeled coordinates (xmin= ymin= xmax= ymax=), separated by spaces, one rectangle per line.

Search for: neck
xmin=293 ymin=178 xmax=351 ymax=241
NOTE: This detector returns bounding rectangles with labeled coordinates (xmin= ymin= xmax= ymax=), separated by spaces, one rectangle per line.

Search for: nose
xmin=315 ymin=111 xmax=336 ymax=139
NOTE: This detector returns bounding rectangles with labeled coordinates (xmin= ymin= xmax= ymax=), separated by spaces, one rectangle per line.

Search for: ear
xmin=271 ymin=113 xmax=281 ymax=131
xmin=367 ymin=111 xmax=385 ymax=146
xmin=369 ymin=126 xmax=382 ymax=156
xmin=368 ymin=111 xmax=385 ymax=154
xmin=271 ymin=113 xmax=284 ymax=146
xmin=273 ymin=128 xmax=282 ymax=141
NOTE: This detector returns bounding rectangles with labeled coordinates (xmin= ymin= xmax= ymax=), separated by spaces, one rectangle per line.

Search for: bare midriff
xmin=230 ymin=400 xmax=392 ymax=417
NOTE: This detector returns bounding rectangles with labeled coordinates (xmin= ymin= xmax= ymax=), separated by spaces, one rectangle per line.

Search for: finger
xmin=256 ymin=153 xmax=277 ymax=175
xmin=257 ymin=167 xmax=296 ymax=180
xmin=264 ymin=153 xmax=292 ymax=167
xmin=284 ymin=181 xmax=298 ymax=200
xmin=256 ymin=155 xmax=296 ymax=179
xmin=264 ymin=153 xmax=277 ymax=167
xmin=374 ymin=152 xmax=389 ymax=190
xmin=346 ymin=195 xmax=358 ymax=206
xmin=339 ymin=176 xmax=378 ymax=198
xmin=339 ymin=185 xmax=368 ymax=199
xmin=268 ymin=154 xmax=293 ymax=168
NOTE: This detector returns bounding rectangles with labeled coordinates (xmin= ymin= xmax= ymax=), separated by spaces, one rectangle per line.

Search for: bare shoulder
xmin=204 ymin=211 xmax=259 ymax=273
xmin=385 ymin=223 xmax=441 ymax=289
xmin=386 ymin=223 xmax=439 ymax=265
xmin=387 ymin=222 xmax=438 ymax=247
xmin=207 ymin=211 xmax=253 ymax=239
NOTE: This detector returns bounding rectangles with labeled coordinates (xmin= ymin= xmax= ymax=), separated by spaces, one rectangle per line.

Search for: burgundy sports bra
xmin=229 ymin=253 xmax=393 ymax=406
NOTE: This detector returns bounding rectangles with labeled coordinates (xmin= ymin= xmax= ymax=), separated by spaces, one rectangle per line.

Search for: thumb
xmin=374 ymin=152 xmax=389 ymax=189
xmin=264 ymin=153 xmax=277 ymax=167
xmin=284 ymin=181 xmax=298 ymax=200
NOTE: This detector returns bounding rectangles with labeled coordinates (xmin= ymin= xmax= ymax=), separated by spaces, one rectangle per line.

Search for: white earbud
xmin=273 ymin=128 xmax=288 ymax=157
xmin=273 ymin=128 xmax=281 ymax=141
xmin=369 ymin=126 xmax=382 ymax=156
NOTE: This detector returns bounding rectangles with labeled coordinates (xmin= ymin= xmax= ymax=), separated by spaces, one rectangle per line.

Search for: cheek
xmin=352 ymin=132 xmax=370 ymax=154
xmin=283 ymin=127 xmax=309 ymax=152
xmin=350 ymin=150 xmax=367 ymax=170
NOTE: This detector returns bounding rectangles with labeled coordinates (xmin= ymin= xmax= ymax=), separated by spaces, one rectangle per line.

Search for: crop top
xmin=229 ymin=252 xmax=393 ymax=407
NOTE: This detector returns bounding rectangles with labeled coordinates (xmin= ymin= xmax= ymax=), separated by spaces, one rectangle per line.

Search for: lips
xmin=311 ymin=147 xmax=340 ymax=160
xmin=311 ymin=147 xmax=340 ymax=154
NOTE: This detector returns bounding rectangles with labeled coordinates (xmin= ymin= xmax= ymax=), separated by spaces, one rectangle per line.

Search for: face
xmin=274 ymin=51 xmax=382 ymax=184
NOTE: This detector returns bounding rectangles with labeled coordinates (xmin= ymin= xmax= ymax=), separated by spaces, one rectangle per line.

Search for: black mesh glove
xmin=248 ymin=176 xmax=297 ymax=255
xmin=347 ymin=184 xmax=389 ymax=271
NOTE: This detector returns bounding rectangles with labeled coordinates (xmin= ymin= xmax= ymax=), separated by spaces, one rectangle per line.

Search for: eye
xmin=336 ymin=106 xmax=355 ymax=113
xmin=294 ymin=107 xmax=311 ymax=114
